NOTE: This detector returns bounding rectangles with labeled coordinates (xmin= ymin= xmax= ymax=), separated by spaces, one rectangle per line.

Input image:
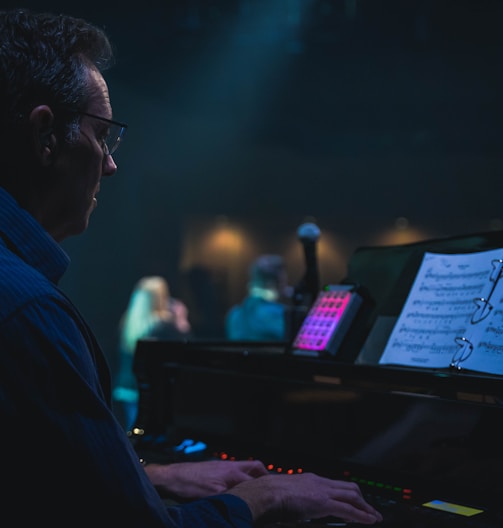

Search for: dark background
xmin=7 ymin=1 xmax=503 ymax=372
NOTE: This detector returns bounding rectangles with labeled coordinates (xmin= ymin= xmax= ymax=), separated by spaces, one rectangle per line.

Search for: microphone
xmin=294 ymin=222 xmax=321 ymax=307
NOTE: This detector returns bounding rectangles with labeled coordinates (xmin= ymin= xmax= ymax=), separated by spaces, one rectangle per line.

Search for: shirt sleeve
xmin=167 ymin=495 xmax=253 ymax=527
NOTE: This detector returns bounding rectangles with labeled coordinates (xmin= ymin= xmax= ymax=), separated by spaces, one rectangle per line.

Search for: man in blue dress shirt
xmin=0 ymin=8 xmax=382 ymax=527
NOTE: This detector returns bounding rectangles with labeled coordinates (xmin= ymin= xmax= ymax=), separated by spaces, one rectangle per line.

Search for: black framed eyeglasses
xmin=70 ymin=110 xmax=128 ymax=156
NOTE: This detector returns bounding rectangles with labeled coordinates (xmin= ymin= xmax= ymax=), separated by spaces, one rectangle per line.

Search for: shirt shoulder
xmin=0 ymin=242 xmax=66 ymax=323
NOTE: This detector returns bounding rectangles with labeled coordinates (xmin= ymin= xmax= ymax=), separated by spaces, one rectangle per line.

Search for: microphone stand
xmin=286 ymin=222 xmax=321 ymax=342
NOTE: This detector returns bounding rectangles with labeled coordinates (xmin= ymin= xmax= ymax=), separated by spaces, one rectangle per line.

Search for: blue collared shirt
xmin=0 ymin=186 xmax=252 ymax=527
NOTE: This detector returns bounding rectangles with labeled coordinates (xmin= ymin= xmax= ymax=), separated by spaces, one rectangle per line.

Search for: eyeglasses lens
xmin=106 ymin=124 xmax=126 ymax=155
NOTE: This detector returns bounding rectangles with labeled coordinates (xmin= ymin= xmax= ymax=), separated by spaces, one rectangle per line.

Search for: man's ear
xmin=29 ymin=105 xmax=58 ymax=166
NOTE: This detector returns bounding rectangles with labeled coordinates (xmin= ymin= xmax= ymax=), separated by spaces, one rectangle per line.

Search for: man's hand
xmin=227 ymin=472 xmax=384 ymax=525
xmin=144 ymin=459 xmax=269 ymax=500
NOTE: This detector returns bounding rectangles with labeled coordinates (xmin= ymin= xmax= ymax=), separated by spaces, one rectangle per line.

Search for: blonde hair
xmin=119 ymin=276 xmax=174 ymax=356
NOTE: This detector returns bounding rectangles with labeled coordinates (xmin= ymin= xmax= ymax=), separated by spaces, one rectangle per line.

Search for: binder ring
xmin=471 ymin=297 xmax=493 ymax=324
xmin=451 ymin=336 xmax=473 ymax=369
xmin=490 ymin=258 xmax=503 ymax=282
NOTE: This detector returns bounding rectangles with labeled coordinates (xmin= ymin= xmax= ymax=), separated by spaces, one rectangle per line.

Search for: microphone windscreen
xmin=297 ymin=222 xmax=321 ymax=242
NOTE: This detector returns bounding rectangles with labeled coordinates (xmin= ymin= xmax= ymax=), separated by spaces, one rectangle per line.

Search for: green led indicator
xmin=349 ymin=474 xmax=403 ymax=493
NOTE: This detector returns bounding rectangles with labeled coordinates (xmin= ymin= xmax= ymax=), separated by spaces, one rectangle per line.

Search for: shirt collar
xmin=0 ymin=186 xmax=70 ymax=284
xmin=248 ymin=286 xmax=279 ymax=302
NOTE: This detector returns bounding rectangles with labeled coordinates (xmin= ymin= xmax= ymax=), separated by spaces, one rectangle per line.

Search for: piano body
xmin=130 ymin=231 xmax=503 ymax=527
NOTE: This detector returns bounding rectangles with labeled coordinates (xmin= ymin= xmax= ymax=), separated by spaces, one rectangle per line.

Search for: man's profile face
xmin=43 ymin=67 xmax=118 ymax=242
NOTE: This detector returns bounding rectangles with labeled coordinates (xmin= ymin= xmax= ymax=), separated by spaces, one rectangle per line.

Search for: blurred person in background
xmin=113 ymin=275 xmax=192 ymax=430
xmin=225 ymin=254 xmax=291 ymax=341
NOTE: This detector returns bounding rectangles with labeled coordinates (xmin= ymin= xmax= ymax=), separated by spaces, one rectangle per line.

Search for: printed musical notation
xmin=379 ymin=248 xmax=503 ymax=375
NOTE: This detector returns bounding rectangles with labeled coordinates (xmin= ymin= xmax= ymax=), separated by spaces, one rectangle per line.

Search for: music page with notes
xmin=379 ymin=248 xmax=503 ymax=375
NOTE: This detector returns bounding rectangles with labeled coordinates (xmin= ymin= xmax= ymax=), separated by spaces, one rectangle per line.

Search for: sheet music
xmin=379 ymin=248 xmax=503 ymax=374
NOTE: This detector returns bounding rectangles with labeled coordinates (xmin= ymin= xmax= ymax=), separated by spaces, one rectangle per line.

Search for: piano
xmin=130 ymin=230 xmax=503 ymax=527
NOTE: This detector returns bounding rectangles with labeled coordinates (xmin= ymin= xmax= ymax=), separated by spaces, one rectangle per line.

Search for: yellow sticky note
xmin=422 ymin=499 xmax=483 ymax=517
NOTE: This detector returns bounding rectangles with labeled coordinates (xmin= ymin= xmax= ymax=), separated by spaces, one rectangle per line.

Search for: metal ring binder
xmin=453 ymin=257 xmax=503 ymax=369
xmin=471 ymin=297 xmax=493 ymax=324
xmin=451 ymin=337 xmax=474 ymax=369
